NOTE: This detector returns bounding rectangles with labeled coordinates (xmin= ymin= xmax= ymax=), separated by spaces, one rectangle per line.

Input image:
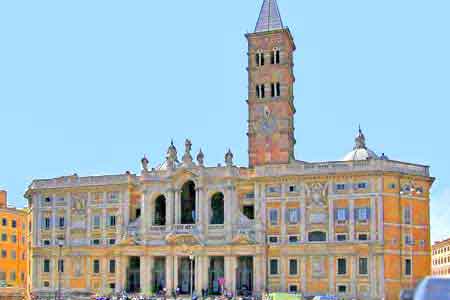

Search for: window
xmin=43 ymin=281 xmax=50 ymax=287
xmin=108 ymin=192 xmax=120 ymax=202
xmin=109 ymin=239 xmax=116 ymax=245
xmin=58 ymin=217 xmax=65 ymax=229
xmin=109 ymin=259 xmax=116 ymax=274
xmin=1 ymin=249 xmax=6 ymax=258
xmin=269 ymin=209 xmax=279 ymax=225
xmin=1 ymin=219 xmax=6 ymax=226
xmin=356 ymin=208 xmax=370 ymax=222
xmin=287 ymin=208 xmax=300 ymax=224
xmin=405 ymin=259 xmax=412 ymax=276
xmin=93 ymin=259 xmax=100 ymax=274
xmin=271 ymin=49 xmax=280 ymax=64
xmin=289 ymin=285 xmax=298 ymax=293
xmin=271 ymin=82 xmax=281 ymax=97
xmin=44 ymin=217 xmax=51 ymax=230
xmin=110 ymin=283 xmax=116 ymax=290
xmin=268 ymin=236 xmax=279 ymax=244
xmin=11 ymin=250 xmax=16 ymax=259
xmin=58 ymin=260 xmax=64 ymax=273
xmin=337 ymin=285 xmax=347 ymax=293
xmin=336 ymin=183 xmax=346 ymax=191
xmin=289 ymin=259 xmax=298 ymax=276
xmin=10 ymin=272 xmax=16 ymax=281
xmin=270 ymin=259 xmax=279 ymax=275
xmin=255 ymin=51 xmax=265 ymax=66
xmin=21 ymin=272 xmax=24 ymax=282
xmin=308 ymin=231 xmax=326 ymax=242
xmin=288 ymin=185 xmax=298 ymax=193
xmin=358 ymin=233 xmax=369 ymax=241
xmin=389 ymin=183 xmax=396 ymax=189
xmin=1 ymin=233 xmax=7 ymax=241
xmin=405 ymin=235 xmax=414 ymax=246
xmin=336 ymin=234 xmax=347 ymax=242
xmin=337 ymin=258 xmax=347 ymax=275
xmin=0 ymin=272 xmax=5 ymax=281
xmin=109 ymin=215 xmax=116 ymax=227
xmin=357 ymin=182 xmax=368 ymax=189
xmin=243 ymin=205 xmax=255 ymax=220
xmin=43 ymin=240 xmax=51 ymax=246
xmin=336 ymin=208 xmax=348 ymax=223
xmin=359 ymin=258 xmax=368 ymax=275
xmin=288 ymin=235 xmax=299 ymax=244
xmin=93 ymin=215 xmax=101 ymax=229
xmin=44 ymin=197 xmax=52 ymax=204
xmin=92 ymin=239 xmax=101 ymax=246
xmin=256 ymin=84 xmax=265 ymax=99
xmin=11 ymin=220 xmax=16 ymax=228
xmin=43 ymin=259 xmax=50 ymax=273
xmin=404 ymin=207 xmax=412 ymax=225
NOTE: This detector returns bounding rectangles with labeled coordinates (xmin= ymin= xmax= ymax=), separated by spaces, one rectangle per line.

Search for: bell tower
xmin=247 ymin=0 xmax=296 ymax=168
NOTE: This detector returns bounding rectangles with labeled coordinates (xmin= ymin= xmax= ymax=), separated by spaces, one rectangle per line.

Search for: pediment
xmin=169 ymin=168 xmax=200 ymax=186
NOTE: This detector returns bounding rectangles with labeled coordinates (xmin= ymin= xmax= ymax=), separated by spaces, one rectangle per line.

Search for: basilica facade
xmin=26 ymin=1 xmax=434 ymax=300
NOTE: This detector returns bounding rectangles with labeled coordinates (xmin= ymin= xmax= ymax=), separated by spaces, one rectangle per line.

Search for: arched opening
xmin=210 ymin=193 xmax=224 ymax=225
xmin=308 ymin=231 xmax=326 ymax=242
xmin=181 ymin=181 xmax=196 ymax=224
xmin=154 ymin=195 xmax=166 ymax=226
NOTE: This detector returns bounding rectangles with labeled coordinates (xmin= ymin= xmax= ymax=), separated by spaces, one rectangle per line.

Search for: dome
xmin=342 ymin=127 xmax=379 ymax=161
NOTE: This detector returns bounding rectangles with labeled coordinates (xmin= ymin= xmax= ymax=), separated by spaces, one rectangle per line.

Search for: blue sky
xmin=0 ymin=1 xmax=449 ymax=242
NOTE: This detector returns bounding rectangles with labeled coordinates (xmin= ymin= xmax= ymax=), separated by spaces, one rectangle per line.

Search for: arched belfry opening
xmin=154 ymin=195 xmax=166 ymax=226
xmin=181 ymin=181 xmax=196 ymax=224
xmin=210 ymin=193 xmax=224 ymax=225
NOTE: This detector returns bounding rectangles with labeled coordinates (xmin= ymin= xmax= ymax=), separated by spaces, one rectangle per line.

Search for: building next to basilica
xmin=25 ymin=1 xmax=434 ymax=300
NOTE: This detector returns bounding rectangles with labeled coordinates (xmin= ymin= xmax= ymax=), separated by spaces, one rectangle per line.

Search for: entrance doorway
xmin=126 ymin=256 xmax=141 ymax=293
xmin=208 ymin=257 xmax=225 ymax=294
xmin=178 ymin=257 xmax=195 ymax=294
xmin=152 ymin=257 xmax=166 ymax=293
xmin=181 ymin=181 xmax=196 ymax=224
xmin=236 ymin=256 xmax=253 ymax=296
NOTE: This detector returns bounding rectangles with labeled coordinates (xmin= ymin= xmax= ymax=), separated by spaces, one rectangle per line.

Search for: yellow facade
xmin=0 ymin=191 xmax=29 ymax=290
xmin=432 ymin=238 xmax=450 ymax=276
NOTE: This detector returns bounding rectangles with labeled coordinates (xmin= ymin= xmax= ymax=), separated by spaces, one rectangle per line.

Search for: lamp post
xmin=189 ymin=252 xmax=194 ymax=298
xmin=57 ymin=239 xmax=64 ymax=300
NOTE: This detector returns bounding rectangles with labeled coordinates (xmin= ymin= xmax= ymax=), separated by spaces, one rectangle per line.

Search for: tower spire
xmin=255 ymin=0 xmax=284 ymax=33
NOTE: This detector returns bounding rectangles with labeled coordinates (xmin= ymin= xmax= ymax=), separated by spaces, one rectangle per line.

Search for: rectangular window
xmin=44 ymin=217 xmax=51 ymax=230
xmin=271 ymin=83 xmax=275 ymax=97
xmin=43 ymin=240 xmax=51 ymax=246
xmin=268 ymin=236 xmax=279 ymax=244
xmin=261 ymin=84 xmax=265 ymax=98
xmin=357 ymin=182 xmax=368 ymax=189
xmin=358 ymin=233 xmax=369 ymax=241
xmin=270 ymin=259 xmax=279 ymax=275
xmin=289 ymin=285 xmax=298 ymax=293
xmin=276 ymin=82 xmax=281 ymax=97
xmin=92 ymin=239 xmax=101 ymax=246
xmin=359 ymin=258 xmax=368 ymax=275
xmin=11 ymin=220 xmax=16 ymax=228
xmin=93 ymin=215 xmax=101 ymax=229
xmin=108 ymin=192 xmax=120 ymax=202
xmin=404 ymin=207 xmax=412 ymax=225
xmin=10 ymin=272 xmax=16 ymax=281
xmin=109 ymin=259 xmax=116 ymax=274
xmin=1 ymin=249 xmax=7 ymax=258
xmin=269 ymin=209 xmax=279 ymax=225
xmin=405 ymin=235 xmax=414 ymax=246
xmin=1 ymin=233 xmax=7 ymax=241
xmin=58 ymin=217 xmax=65 ymax=229
xmin=336 ymin=234 xmax=347 ymax=242
xmin=109 ymin=239 xmax=116 ymax=245
xmin=337 ymin=285 xmax=347 ymax=293
xmin=0 ymin=272 xmax=5 ymax=281
xmin=43 ymin=259 xmax=50 ymax=273
xmin=287 ymin=208 xmax=300 ymax=224
xmin=93 ymin=259 xmax=100 ymax=274
xmin=58 ymin=260 xmax=64 ymax=273
xmin=337 ymin=258 xmax=347 ymax=275
xmin=109 ymin=215 xmax=116 ymax=227
xmin=11 ymin=250 xmax=16 ymax=260
xmin=1 ymin=219 xmax=6 ymax=226
xmin=405 ymin=259 xmax=412 ymax=276
xmin=336 ymin=184 xmax=346 ymax=191
xmin=289 ymin=259 xmax=298 ymax=276
xmin=288 ymin=235 xmax=299 ymax=244
xmin=336 ymin=208 xmax=348 ymax=222
xmin=275 ymin=50 xmax=280 ymax=64
xmin=356 ymin=208 xmax=370 ymax=222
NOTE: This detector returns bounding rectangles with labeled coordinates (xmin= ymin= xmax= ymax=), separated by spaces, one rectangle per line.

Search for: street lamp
xmin=189 ymin=252 xmax=194 ymax=298
xmin=57 ymin=239 xmax=64 ymax=300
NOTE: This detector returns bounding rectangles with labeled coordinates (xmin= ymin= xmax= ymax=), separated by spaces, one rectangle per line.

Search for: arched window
xmin=154 ymin=195 xmax=166 ymax=226
xmin=271 ymin=48 xmax=280 ymax=64
xmin=210 ymin=193 xmax=224 ymax=225
xmin=308 ymin=231 xmax=326 ymax=242
xmin=181 ymin=181 xmax=196 ymax=224
xmin=255 ymin=50 xmax=265 ymax=67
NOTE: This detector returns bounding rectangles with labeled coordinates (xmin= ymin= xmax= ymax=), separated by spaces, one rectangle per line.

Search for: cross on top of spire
xmin=255 ymin=0 xmax=284 ymax=33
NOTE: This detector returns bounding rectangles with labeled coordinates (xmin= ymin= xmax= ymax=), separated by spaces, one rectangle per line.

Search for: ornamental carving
xmin=305 ymin=182 xmax=329 ymax=207
xmin=72 ymin=192 xmax=87 ymax=213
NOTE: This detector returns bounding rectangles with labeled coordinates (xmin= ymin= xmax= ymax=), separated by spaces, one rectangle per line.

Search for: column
xmin=349 ymin=199 xmax=355 ymax=241
xmin=224 ymin=256 xmax=233 ymax=292
xmin=141 ymin=191 xmax=148 ymax=238
xmin=101 ymin=257 xmax=108 ymax=289
xmin=328 ymin=256 xmax=335 ymax=294
xmin=280 ymin=256 xmax=287 ymax=292
xmin=102 ymin=205 xmax=107 ymax=243
xmin=33 ymin=194 xmax=41 ymax=247
xmin=230 ymin=256 xmax=237 ymax=295
xmin=254 ymin=255 xmax=262 ymax=294
xmin=173 ymin=256 xmax=179 ymax=292
xmin=328 ymin=198 xmax=335 ymax=242
xmin=377 ymin=195 xmax=384 ymax=242
xmin=87 ymin=193 xmax=92 ymax=243
xmin=32 ymin=256 xmax=39 ymax=291
xmin=195 ymin=189 xmax=200 ymax=224
xmin=300 ymin=257 xmax=306 ymax=294
xmin=370 ymin=197 xmax=377 ymax=241
xmin=65 ymin=192 xmax=71 ymax=245
xmin=225 ymin=186 xmax=233 ymax=242
xmin=378 ymin=255 xmax=385 ymax=299
xmin=300 ymin=196 xmax=306 ymax=242
xmin=166 ymin=256 xmax=174 ymax=293
xmin=174 ymin=190 xmax=180 ymax=224
xmin=51 ymin=193 xmax=56 ymax=243
xmin=350 ymin=256 xmax=357 ymax=298
xmin=148 ymin=257 xmax=154 ymax=294
xmin=281 ymin=200 xmax=286 ymax=244
xmin=369 ymin=254 xmax=377 ymax=298
xmin=115 ymin=256 xmax=122 ymax=293
xmin=141 ymin=256 xmax=150 ymax=294
xmin=86 ymin=257 xmax=91 ymax=290
xmin=166 ymin=189 xmax=174 ymax=226
xmin=194 ymin=256 xmax=202 ymax=295
xmin=120 ymin=256 xmax=127 ymax=292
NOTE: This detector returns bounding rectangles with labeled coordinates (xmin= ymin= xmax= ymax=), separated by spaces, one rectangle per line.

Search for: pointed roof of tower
xmin=255 ymin=0 xmax=284 ymax=33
